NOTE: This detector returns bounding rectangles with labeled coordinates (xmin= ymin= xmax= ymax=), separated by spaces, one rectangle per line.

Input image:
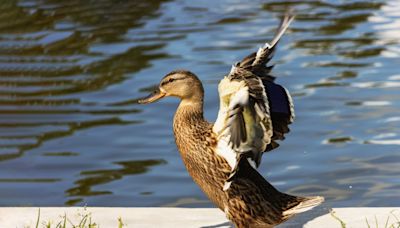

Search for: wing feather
xmin=213 ymin=12 xmax=295 ymax=189
xmin=229 ymin=105 xmax=246 ymax=148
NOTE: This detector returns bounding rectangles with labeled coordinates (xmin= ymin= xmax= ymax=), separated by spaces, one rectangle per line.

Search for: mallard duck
xmin=139 ymin=13 xmax=323 ymax=228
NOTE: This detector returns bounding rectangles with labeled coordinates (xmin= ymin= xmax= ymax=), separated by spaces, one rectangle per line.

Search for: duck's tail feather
xmin=229 ymin=159 xmax=324 ymax=223
xmin=282 ymin=195 xmax=325 ymax=219
xmin=257 ymin=177 xmax=324 ymax=220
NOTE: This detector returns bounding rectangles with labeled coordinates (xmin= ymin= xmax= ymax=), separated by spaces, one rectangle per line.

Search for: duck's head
xmin=138 ymin=70 xmax=204 ymax=104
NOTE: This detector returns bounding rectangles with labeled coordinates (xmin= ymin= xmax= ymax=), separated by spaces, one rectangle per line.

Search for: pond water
xmin=0 ymin=0 xmax=399 ymax=208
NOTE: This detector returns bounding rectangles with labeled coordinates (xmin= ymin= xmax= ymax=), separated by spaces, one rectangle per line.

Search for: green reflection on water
xmin=0 ymin=0 xmax=171 ymax=206
xmin=65 ymin=159 xmax=166 ymax=205
xmin=0 ymin=178 xmax=61 ymax=183
xmin=0 ymin=117 xmax=137 ymax=162
xmin=0 ymin=0 xmax=169 ymax=162
xmin=42 ymin=151 xmax=79 ymax=156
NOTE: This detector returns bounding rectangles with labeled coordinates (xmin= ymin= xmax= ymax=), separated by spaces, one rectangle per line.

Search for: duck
xmin=139 ymin=13 xmax=324 ymax=228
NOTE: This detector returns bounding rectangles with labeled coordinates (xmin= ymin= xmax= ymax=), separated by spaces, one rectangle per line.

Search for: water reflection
xmin=0 ymin=0 xmax=168 ymax=160
xmin=0 ymin=0 xmax=169 ymax=205
xmin=0 ymin=117 xmax=134 ymax=162
xmin=65 ymin=159 xmax=165 ymax=205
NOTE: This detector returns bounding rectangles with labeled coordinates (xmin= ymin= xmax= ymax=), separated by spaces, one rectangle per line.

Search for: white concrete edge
xmin=304 ymin=207 xmax=400 ymax=228
xmin=0 ymin=207 xmax=399 ymax=228
xmin=0 ymin=207 xmax=231 ymax=228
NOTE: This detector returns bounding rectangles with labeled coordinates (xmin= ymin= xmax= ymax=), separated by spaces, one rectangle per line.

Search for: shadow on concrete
xmin=201 ymin=221 xmax=233 ymax=228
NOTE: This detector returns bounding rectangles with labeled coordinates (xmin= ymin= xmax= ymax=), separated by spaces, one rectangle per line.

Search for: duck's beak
xmin=138 ymin=88 xmax=166 ymax=104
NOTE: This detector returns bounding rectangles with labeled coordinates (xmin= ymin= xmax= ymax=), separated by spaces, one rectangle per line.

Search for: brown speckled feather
xmin=173 ymin=104 xmax=230 ymax=209
xmin=172 ymin=100 xmax=322 ymax=228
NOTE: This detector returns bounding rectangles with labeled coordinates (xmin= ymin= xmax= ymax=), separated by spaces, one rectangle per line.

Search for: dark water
xmin=0 ymin=0 xmax=399 ymax=208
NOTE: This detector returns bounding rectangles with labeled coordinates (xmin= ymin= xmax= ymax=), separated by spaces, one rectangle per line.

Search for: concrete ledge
xmin=0 ymin=207 xmax=398 ymax=227
xmin=0 ymin=207 xmax=230 ymax=228
xmin=305 ymin=207 xmax=400 ymax=228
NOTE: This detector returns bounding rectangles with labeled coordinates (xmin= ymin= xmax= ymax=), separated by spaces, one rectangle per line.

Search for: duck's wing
xmin=235 ymin=13 xmax=295 ymax=149
xmin=213 ymin=13 xmax=295 ymax=187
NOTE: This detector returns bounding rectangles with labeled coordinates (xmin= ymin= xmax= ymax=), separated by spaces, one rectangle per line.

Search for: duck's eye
xmin=161 ymin=78 xmax=176 ymax=86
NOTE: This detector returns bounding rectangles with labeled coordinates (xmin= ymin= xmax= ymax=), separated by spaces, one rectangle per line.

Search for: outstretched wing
xmin=213 ymin=13 xmax=295 ymax=189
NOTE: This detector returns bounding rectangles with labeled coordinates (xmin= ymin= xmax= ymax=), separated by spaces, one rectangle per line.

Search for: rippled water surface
xmin=0 ymin=0 xmax=399 ymax=207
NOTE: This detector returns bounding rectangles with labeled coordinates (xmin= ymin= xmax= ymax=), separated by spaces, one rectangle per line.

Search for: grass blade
xmin=366 ymin=217 xmax=371 ymax=228
xmin=35 ymin=208 xmax=41 ymax=228
xmin=330 ymin=209 xmax=346 ymax=228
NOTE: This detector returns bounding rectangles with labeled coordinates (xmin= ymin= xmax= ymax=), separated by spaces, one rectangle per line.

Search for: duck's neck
xmin=172 ymin=99 xmax=211 ymax=178
xmin=173 ymin=99 xmax=205 ymax=130
xmin=173 ymin=98 xmax=207 ymax=153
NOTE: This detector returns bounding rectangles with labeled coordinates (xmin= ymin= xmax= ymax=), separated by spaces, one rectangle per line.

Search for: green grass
xmin=330 ymin=209 xmax=400 ymax=228
xmin=330 ymin=209 xmax=346 ymax=228
xmin=34 ymin=208 xmax=125 ymax=228
xmin=364 ymin=210 xmax=400 ymax=228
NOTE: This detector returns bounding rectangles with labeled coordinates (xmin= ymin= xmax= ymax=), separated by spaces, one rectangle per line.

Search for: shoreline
xmin=0 ymin=207 xmax=398 ymax=227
